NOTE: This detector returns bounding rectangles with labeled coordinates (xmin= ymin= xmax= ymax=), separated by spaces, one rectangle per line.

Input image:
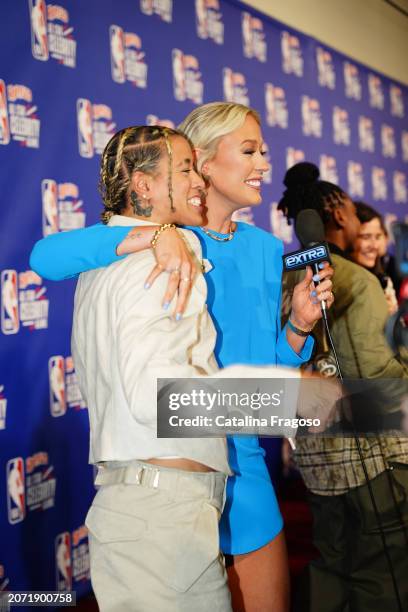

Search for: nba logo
xmin=1 ymin=270 xmax=19 ymax=335
xmin=55 ymin=533 xmax=72 ymax=591
xmin=29 ymin=0 xmax=49 ymax=61
xmin=0 ymin=80 xmax=10 ymax=146
xmin=77 ymin=99 xmax=94 ymax=158
xmin=172 ymin=49 xmax=185 ymax=101
xmin=110 ymin=25 xmax=126 ymax=84
xmin=6 ymin=457 xmax=25 ymax=524
xmin=49 ymin=356 xmax=66 ymax=417
xmin=42 ymin=179 xmax=58 ymax=236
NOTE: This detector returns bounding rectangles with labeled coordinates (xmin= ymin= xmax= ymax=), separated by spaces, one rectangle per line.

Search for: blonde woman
xmin=31 ymin=104 xmax=333 ymax=611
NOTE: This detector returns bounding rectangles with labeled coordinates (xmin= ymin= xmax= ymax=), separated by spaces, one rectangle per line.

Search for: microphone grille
xmin=295 ymin=209 xmax=326 ymax=247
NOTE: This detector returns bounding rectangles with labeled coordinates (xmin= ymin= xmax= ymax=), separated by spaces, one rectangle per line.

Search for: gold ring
xmin=170 ymin=268 xmax=181 ymax=274
xmin=181 ymin=277 xmax=191 ymax=282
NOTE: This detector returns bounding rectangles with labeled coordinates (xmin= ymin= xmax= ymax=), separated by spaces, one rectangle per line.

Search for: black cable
xmin=322 ymin=309 xmax=404 ymax=612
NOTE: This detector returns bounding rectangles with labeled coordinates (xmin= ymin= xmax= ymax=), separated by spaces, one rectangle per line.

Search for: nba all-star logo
xmin=320 ymin=155 xmax=338 ymax=184
xmin=0 ymin=80 xmax=40 ymax=148
xmin=223 ymin=68 xmax=249 ymax=105
xmin=49 ymin=355 xmax=86 ymax=417
xmin=172 ymin=50 xmax=203 ymax=104
xmin=77 ymin=99 xmax=116 ymax=158
xmin=316 ymin=46 xmax=336 ymax=90
xmin=301 ymin=96 xmax=322 ymax=138
xmin=390 ymin=84 xmax=404 ymax=118
xmin=241 ymin=11 xmax=266 ymax=62
xmin=29 ymin=0 xmax=77 ymax=67
xmin=1 ymin=270 xmax=49 ymax=335
xmin=6 ymin=452 xmax=57 ymax=525
xmin=393 ymin=171 xmax=407 ymax=204
xmin=332 ymin=106 xmax=350 ymax=146
xmin=55 ymin=525 xmax=90 ymax=592
xmin=0 ymin=386 xmax=7 ymax=431
xmin=110 ymin=25 xmax=148 ymax=88
xmin=196 ymin=0 xmax=224 ymax=44
xmin=358 ymin=116 xmax=375 ymax=153
xmin=265 ymin=84 xmax=288 ymax=129
xmin=347 ymin=161 xmax=365 ymax=198
xmin=140 ymin=0 xmax=172 ymax=22
xmin=42 ymin=179 xmax=85 ymax=236
xmin=344 ymin=61 xmax=362 ymax=100
xmin=368 ymin=74 xmax=384 ymax=110
xmin=371 ymin=167 xmax=387 ymax=201
xmin=381 ymin=124 xmax=396 ymax=158
xmin=281 ymin=31 xmax=303 ymax=77
xmin=286 ymin=147 xmax=304 ymax=169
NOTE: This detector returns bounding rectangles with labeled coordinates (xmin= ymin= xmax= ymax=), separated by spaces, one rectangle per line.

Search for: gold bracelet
xmin=150 ymin=223 xmax=177 ymax=249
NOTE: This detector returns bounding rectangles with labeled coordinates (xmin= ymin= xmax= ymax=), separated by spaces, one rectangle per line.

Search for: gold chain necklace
xmin=200 ymin=223 xmax=235 ymax=242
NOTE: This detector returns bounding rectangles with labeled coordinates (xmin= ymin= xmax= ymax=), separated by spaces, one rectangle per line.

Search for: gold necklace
xmin=200 ymin=223 xmax=235 ymax=242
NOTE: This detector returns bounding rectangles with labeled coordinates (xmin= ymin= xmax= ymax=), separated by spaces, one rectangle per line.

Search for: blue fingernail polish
xmin=163 ymin=302 xmax=170 ymax=310
xmin=311 ymin=290 xmax=317 ymax=297
xmin=312 ymin=274 xmax=320 ymax=282
xmin=175 ymin=313 xmax=182 ymax=321
xmin=318 ymin=263 xmax=325 ymax=270
xmin=144 ymin=282 xmax=150 ymax=290
xmin=312 ymin=299 xmax=319 ymax=305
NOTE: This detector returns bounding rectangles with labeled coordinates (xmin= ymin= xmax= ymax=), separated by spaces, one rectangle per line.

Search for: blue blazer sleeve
xmin=29 ymin=223 xmax=130 ymax=280
xmin=273 ymin=239 xmax=314 ymax=367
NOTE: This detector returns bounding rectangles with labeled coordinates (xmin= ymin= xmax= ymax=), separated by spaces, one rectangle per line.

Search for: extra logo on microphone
xmin=283 ymin=244 xmax=330 ymax=271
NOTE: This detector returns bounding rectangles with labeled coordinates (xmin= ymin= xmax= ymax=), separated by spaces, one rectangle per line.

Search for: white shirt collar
xmin=107 ymin=215 xmax=160 ymax=227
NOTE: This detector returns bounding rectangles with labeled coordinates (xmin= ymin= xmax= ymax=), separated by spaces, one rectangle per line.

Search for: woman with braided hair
xmin=72 ymin=124 xmax=237 ymax=611
xmin=31 ymin=104 xmax=334 ymax=612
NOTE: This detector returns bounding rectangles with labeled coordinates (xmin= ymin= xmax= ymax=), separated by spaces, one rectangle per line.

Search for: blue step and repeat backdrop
xmin=1 ymin=0 xmax=407 ymax=601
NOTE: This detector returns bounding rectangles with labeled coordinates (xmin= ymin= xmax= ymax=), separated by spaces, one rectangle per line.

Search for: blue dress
xmin=30 ymin=222 xmax=313 ymax=555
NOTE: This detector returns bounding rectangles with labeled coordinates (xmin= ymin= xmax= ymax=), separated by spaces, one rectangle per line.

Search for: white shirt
xmin=72 ymin=215 xmax=232 ymax=473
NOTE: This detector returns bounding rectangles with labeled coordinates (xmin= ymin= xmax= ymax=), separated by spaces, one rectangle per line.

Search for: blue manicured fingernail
xmin=144 ymin=282 xmax=150 ymax=290
xmin=311 ymin=290 xmax=317 ymax=297
xmin=312 ymin=299 xmax=319 ymax=305
xmin=312 ymin=274 xmax=320 ymax=282
xmin=175 ymin=313 xmax=182 ymax=321
xmin=163 ymin=302 xmax=170 ymax=310
xmin=318 ymin=263 xmax=325 ymax=270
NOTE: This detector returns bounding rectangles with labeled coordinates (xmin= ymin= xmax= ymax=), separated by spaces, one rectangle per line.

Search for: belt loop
xmin=209 ymin=472 xmax=216 ymax=501
xmin=152 ymin=469 xmax=160 ymax=489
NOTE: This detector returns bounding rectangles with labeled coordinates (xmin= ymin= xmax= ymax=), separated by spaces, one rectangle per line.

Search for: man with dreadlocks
xmin=279 ymin=162 xmax=408 ymax=612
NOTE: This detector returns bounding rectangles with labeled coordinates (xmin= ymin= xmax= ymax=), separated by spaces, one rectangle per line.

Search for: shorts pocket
xmin=85 ymin=504 xmax=147 ymax=543
xmin=156 ymin=500 xmax=221 ymax=593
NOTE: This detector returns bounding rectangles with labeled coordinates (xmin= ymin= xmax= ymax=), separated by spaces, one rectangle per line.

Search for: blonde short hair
xmin=178 ymin=102 xmax=260 ymax=174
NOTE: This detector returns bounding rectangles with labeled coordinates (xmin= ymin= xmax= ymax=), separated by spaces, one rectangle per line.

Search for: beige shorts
xmin=85 ymin=461 xmax=232 ymax=612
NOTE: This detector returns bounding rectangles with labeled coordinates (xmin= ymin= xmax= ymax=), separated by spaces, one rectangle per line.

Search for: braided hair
xmin=99 ymin=125 xmax=187 ymax=223
xmin=278 ymin=162 xmax=347 ymax=225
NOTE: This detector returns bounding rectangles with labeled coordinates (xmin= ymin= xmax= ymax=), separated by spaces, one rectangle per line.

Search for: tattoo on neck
xmin=130 ymin=191 xmax=153 ymax=217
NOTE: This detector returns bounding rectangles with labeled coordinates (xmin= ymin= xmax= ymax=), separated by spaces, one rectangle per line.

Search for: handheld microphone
xmin=295 ymin=209 xmax=331 ymax=311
